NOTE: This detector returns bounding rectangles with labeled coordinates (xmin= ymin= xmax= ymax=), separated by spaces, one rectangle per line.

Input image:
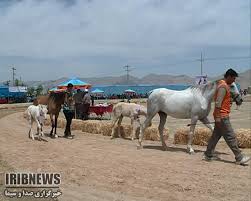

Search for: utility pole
xmin=123 ymin=65 xmax=132 ymax=85
xmin=250 ymin=0 xmax=251 ymax=71
xmin=200 ymin=52 xmax=204 ymax=75
xmin=11 ymin=66 xmax=16 ymax=86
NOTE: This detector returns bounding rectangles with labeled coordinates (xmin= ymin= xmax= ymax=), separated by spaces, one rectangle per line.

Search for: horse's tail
xmin=24 ymin=107 xmax=32 ymax=120
xmin=23 ymin=109 xmax=29 ymax=119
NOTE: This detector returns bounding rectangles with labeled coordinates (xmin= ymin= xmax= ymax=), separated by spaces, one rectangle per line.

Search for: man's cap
xmin=67 ymin=83 xmax=73 ymax=88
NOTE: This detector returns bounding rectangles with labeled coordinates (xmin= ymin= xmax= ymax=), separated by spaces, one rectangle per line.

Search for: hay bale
xmin=44 ymin=118 xmax=51 ymax=126
xmin=174 ymin=127 xmax=211 ymax=146
xmin=144 ymin=127 xmax=168 ymax=141
xmin=81 ymin=120 xmax=102 ymax=134
xmin=82 ymin=120 xmax=168 ymax=141
xmin=101 ymin=123 xmax=132 ymax=138
xmin=236 ymin=129 xmax=251 ymax=148
xmin=102 ymin=124 xmax=168 ymax=141
xmin=43 ymin=117 xmax=65 ymax=128
xmin=100 ymin=122 xmax=113 ymax=136
xmin=57 ymin=118 xmax=66 ymax=128
xmin=71 ymin=119 xmax=84 ymax=130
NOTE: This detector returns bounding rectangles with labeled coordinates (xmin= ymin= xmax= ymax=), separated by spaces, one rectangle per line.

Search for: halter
xmin=232 ymin=93 xmax=243 ymax=105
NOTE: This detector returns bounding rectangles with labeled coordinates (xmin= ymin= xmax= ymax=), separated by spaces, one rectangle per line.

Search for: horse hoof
xmin=162 ymin=146 xmax=168 ymax=151
xmin=187 ymin=148 xmax=195 ymax=155
xmin=137 ymin=145 xmax=142 ymax=150
xmin=54 ymin=135 xmax=58 ymax=138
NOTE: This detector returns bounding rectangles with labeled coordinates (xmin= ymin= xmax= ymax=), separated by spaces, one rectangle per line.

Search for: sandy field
xmin=0 ymin=99 xmax=250 ymax=201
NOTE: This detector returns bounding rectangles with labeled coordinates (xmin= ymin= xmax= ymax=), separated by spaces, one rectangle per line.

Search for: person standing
xmin=73 ymin=89 xmax=84 ymax=119
xmin=91 ymin=95 xmax=95 ymax=106
xmin=63 ymin=83 xmax=75 ymax=139
xmin=82 ymin=89 xmax=91 ymax=120
xmin=204 ymin=69 xmax=250 ymax=165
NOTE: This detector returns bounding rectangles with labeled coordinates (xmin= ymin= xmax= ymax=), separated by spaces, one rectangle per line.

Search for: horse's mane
xmin=188 ymin=80 xmax=218 ymax=95
xmin=48 ymin=92 xmax=65 ymax=105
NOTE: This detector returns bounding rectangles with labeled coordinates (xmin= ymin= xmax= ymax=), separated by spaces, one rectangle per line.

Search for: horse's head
xmin=138 ymin=106 xmax=147 ymax=116
xmin=201 ymin=80 xmax=218 ymax=99
xmin=39 ymin=104 xmax=48 ymax=123
xmin=230 ymin=82 xmax=243 ymax=106
xmin=205 ymin=81 xmax=218 ymax=91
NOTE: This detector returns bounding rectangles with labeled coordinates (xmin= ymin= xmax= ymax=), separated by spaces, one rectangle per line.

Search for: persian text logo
xmin=4 ymin=173 xmax=62 ymax=199
xmin=5 ymin=173 xmax=61 ymax=187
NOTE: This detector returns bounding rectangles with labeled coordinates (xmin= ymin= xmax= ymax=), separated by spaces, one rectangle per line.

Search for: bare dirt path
xmin=0 ymin=109 xmax=250 ymax=201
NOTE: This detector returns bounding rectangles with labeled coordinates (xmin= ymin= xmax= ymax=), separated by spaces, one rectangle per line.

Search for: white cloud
xmin=0 ymin=0 xmax=249 ymax=80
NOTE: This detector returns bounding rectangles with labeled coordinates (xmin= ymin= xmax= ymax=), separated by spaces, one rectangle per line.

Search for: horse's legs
xmin=110 ymin=117 xmax=119 ymax=139
xmin=187 ymin=116 xmax=198 ymax=154
xmin=54 ymin=114 xmax=59 ymax=138
xmin=158 ymin=112 xmax=168 ymax=151
xmin=117 ymin=116 xmax=123 ymax=138
xmin=35 ymin=118 xmax=42 ymax=140
xmin=130 ymin=117 xmax=136 ymax=141
xmin=138 ymin=113 xmax=155 ymax=149
xmin=41 ymin=125 xmax=44 ymax=137
xmin=50 ymin=114 xmax=54 ymax=136
xmin=28 ymin=118 xmax=33 ymax=140
xmin=200 ymin=117 xmax=214 ymax=132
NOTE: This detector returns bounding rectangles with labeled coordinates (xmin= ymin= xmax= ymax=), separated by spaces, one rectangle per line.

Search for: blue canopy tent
xmin=91 ymin=88 xmax=105 ymax=97
xmin=57 ymin=78 xmax=91 ymax=89
xmin=124 ymin=89 xmax=136 ymax=94
xmin=48 ymin=87 xmax=66 ymax=93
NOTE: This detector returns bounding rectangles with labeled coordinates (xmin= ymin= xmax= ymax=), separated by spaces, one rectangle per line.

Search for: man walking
xmin=63 ymin=83 xmax=75 ymax=139
xmin=204 ymin=68 xmax=250 ymax=165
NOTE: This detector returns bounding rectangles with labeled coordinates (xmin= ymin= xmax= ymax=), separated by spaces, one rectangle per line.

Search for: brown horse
xmin=36 ymin=92 xmax=66 ymax=138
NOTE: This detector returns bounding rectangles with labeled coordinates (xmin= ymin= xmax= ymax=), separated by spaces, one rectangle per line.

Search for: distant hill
xmin=209 ymin=69 xmax=251 ymax=89
xmin=140 ymin=74 xmax=194 ymax=85
xmin=17 ymin=68 xmax=251 ymax=90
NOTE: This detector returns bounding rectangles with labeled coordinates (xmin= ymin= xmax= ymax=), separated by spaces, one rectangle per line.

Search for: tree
xmin=27 ymin=87 xmax=35 ymax=97
xmin=3 ymin=80 xmax=10 ymax=86
xmin=35 ymin=85 xmax=44 ymax=96
xmin=15 ymin=79 xmax=20 ymax=86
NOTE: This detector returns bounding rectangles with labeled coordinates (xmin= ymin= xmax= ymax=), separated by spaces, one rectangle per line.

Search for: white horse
xmin=110 ymin=102 xmax=147 ymax=140
xmin=26 ymin=104 xmax=48 ymax=140
xmin=138 ymin=81 xmax=242 ymax=154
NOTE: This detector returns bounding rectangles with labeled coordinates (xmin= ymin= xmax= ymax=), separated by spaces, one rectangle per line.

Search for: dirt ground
xmin=0 ymin=100 xmax=250 ymax=201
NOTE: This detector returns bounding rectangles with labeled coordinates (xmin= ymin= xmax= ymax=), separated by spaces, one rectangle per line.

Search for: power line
xmin=203 ymin=56 xmax=251 ymax=61
xmin=123 ymin=65 xmax=133 ymax=85
xmin=249 ymin=0 xmax=251 ymax=88
xmin=164 ymin=56 xmax=250 ymax=68
xmin=158 ymin=54 xmax=251 ymax=76
xmin=199 ymin=52 xmax=204 ymax=75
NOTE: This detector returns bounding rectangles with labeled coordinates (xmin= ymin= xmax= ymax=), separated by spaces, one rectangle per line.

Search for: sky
xmin=0 ymin=0 xmax=250 ymax=81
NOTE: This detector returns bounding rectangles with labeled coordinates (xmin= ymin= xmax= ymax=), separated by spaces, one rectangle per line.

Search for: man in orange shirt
xmin=204 ymin=69 xmax=250 ymax=165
